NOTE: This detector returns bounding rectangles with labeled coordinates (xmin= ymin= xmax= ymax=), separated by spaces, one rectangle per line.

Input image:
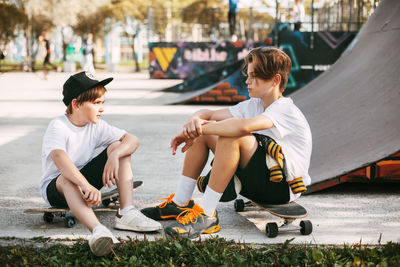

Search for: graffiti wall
xmin=149 ymin=31 xmax=356 ymax=103
xmin=149 ymin=40 xmax=268 ymax=79
xmin=277 ymin=30 xmax=357 ymax=94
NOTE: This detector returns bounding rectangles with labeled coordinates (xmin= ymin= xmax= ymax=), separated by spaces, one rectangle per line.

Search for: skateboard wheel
xmin=266 ymin=222 xmax=279 ymax=237
xmin=102 ymin=198 xmax=111 ymax=207
xmin=43 ymin=212 xmax=54 ymax=223
xmin=64 ymin=216 xmax=76 ymax=228
xmin=300 ymin=220 xmax=313 ymax=235
xmin=234 ymin=199 xmax=245 ymax=212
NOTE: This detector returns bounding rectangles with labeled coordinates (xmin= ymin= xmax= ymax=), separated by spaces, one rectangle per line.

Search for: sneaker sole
xmin=160 ymin=215 xmax=178 ymax=220
xmin=90 ymin=237 xmax=114 ymax=256
xmin=114 ymin=222 xmax=162 ymax=232
xmin=203 ymin=224 xmax=220 ymax=234
xmin=166 ymin=224 xmax=221 ymax=240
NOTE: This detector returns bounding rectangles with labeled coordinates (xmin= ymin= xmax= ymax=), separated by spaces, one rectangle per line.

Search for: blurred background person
xmin=291 ymin=0 xmax=305 ymax=31
xmin=42 ymin=32 xmax=58 ymax=78
xmin=228 ymin=0 xmax=239 ymax=38
xmin=81 ymin=33 xmax=95 ymax=74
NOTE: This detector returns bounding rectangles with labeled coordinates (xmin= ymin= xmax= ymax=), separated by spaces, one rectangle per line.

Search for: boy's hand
xmin=80 ymin=184 xmax=101 ymax=207
xmin=171 ymin=133 xmax=194 ymax=155
xmin=103 ymin=153 xmax=119 ymax=188
xmin=183 ymin=118 xmax=215 ymax=139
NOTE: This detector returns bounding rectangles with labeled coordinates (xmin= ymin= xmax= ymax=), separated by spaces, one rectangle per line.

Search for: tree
xmin=0 ymin=3 xmax=27 ymax=50
xmin=21 ymin=0 xmax=107 ymax=63
xmin=181 ymin=0 xmax=235 ymax=40
xmin=73 ymin=8 xmax=109 ymax=70
xmin=73 ymin=12 xmax=107 ymax=39
xmin=103 ymin=0 xmax=166 ymax=72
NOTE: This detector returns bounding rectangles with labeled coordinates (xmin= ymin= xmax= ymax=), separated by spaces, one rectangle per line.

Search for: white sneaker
xmin=115 ymin=207 xmax=162 ymax=232
xmin=88 ymin=227 xmax=119 ymax=256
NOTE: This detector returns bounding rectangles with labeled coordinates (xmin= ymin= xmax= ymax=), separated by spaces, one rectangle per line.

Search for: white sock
xmin=119 ymin=205 xmax=134 ymax=216
xmin=173 ymin=175 xmax=196 ymax=206
xmin=198 ymin=185 xmax=222 ymax=217
xmin=92 ymin=224 xmax=108 ymax=234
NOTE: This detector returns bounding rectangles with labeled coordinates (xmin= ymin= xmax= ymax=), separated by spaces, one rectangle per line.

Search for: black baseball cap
xmin=62 ymin=71 xmax=113 ymax=106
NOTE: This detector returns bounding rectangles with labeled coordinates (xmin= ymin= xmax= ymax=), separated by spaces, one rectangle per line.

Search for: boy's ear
xmin=274 ymin=74 xmax=281 ymax=86
xmin=71 ymin=99 xmax=79 ymax=110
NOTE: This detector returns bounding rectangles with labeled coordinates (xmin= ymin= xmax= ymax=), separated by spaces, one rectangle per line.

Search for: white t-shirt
xmin=292 ymin=3 xmax=305 ymax=23
xmin=40 ymin=115 xmax=126 ymax=204
xmin=229 ymin=97 xmax=312 ymax=201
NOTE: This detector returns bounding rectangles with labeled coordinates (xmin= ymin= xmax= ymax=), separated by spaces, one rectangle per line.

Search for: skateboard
xmin=234 ymin=199 xmax=312 ymax=238
xmin=101 ymin=180 xmax=143 ymax=207
xmin=24 ymin=181 xmax=143 ymax=228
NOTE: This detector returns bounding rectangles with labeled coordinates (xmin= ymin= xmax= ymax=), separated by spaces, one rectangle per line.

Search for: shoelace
xmin=176 ymin=205 xmax=205 ymax=225
xmin=157 ymin=193 xmax=175 ymax=208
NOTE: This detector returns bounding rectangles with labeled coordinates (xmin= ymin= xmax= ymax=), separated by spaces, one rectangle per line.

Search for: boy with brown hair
xmin=40 ymin=71 xmax=162 ymax=256
xmin=141 ymin=47 xmax=312 ymax=239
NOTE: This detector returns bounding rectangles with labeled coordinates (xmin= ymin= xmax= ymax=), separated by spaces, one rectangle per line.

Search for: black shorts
xmin=205 ymin=134 xmax=290 ymax=204
xmin=235 ymin=136 xmax=290 ymax=204
xmin=46 ymin=148 xmax=108 ymax=208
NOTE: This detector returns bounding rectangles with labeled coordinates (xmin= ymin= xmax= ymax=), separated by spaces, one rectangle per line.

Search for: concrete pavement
xmin=0 ymin=71 xmax=399 ymax=245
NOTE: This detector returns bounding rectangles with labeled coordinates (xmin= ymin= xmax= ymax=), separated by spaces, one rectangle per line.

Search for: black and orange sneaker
xmin=164 ymin=203 xmax=220 ymax=239
xmin=140 ymin=193 xmax=194 ymax=221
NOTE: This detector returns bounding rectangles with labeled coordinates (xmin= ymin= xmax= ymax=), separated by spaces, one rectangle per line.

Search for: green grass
xmin=0 ymin=60 xmax=148 ymax=72
xmin=0 ymin=61 xmax=64 ymax=72
xmin=1 ymin=237 xmax=399 ymax=266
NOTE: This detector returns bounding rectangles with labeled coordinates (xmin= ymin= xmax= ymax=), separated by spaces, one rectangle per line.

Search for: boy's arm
xmin=171 ymin=115 xmax=274 ymax=155
xmin=184 ymin=108 xmax=233 ymax=138
xmin=109 ymin=133 xmax=139 ymax=159
xmin=51 ymin=149 xmax=101 ymax=206
xmin=102 ymin=133 xmax=139 ymax=188
xmin=189 ymin=108 xmax=232 ymax=121
xmin=202 ymin=115 xmax=274 ymax=137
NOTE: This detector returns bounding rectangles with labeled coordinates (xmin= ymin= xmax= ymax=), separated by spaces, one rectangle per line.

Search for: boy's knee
xmin=56 ymin=175 xmax=74 ymax=192
xmin=218 ymin=135 xmax=256 ymax=147
xmin=198 ymin=134 xmax=217 ymax=147
xmin=217 ymin=135 xmax=243 ymax=144
xmin=107 ymin=141 xmax=121 ymax=155
xmin=57 ymin=175 xmax=68 ymax=186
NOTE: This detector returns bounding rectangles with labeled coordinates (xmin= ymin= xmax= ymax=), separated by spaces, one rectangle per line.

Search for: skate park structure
xmin=156 ymin=0 xmax=400 ymax=192
xmin=292 ymin=0 xmax=400 ymax=192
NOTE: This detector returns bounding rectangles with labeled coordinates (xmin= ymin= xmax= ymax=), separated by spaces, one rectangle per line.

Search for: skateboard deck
xmin=252 ymin=201 xmax=307 ymax=219
xmin=234 ymin=199 xmax=312 ymax=237
xmin=24 ymin=180 xmax=143 ymax=228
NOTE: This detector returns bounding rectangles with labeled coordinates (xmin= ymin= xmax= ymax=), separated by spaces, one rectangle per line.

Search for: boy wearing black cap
xmin=40 ymin=71 xmax=162 ymax=256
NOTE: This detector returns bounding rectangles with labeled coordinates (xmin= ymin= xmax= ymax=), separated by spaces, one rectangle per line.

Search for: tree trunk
xmin=132 ymin=40 xmax=139 ymax=72
xmin=25 ymin=24 xmax=32 ymax=71
xmin=61 ymin=28 xmax=67 ymax=62
xmin=126 ymin=32 xmax=139 ymax=72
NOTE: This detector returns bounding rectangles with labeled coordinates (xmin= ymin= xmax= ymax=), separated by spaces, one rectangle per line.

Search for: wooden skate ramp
xmin=291 ymin=0 xmax=400 ymax=191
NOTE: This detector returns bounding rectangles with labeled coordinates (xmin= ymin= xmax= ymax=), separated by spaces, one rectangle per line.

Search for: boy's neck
xmin=260 ymin=92 xmax=283 ymax=109
xmin=66 ymin=113 xmax=87 ymax=127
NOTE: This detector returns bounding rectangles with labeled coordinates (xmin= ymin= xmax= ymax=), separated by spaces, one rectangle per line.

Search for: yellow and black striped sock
xmin=267 ymin=142 xmax=284 ymax=167
xmin=288 ymin=177 xmax=307 ymax=194
xmin=196 ymin=175 xmax=206 ymax=193
xmin=269 ymin=166 xmax=283 ymax=182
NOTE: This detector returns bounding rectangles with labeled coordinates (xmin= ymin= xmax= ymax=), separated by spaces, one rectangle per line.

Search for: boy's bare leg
xmin=109 ymin=143 xmax=163 ymax=232
xmin=163 ymin=135 xmax=258 ymax=238
xmin=106 ymin=142 xmax=134 ymax=210
xmin=181 ymin=135 xmax=218 ymax=179
xmin=116 ymin=155 xmax=133 ymax=209
xmin=56 ymin=176 xmax=100 ymax=232
xmin=208 ymin=135 xmax=258 ymax=193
